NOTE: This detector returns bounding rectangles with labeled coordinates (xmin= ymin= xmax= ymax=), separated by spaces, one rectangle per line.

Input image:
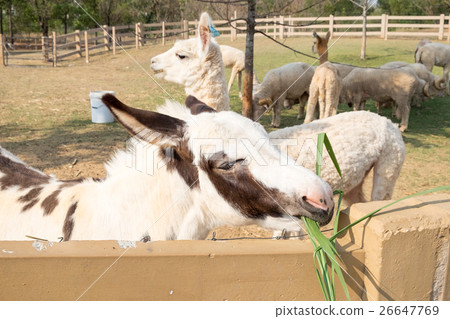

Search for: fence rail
xmin=1 ymin=13 xmax=450 ymax=67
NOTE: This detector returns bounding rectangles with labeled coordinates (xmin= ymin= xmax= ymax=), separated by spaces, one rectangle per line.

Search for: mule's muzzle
xmin=296 ymin=195 xmax=335 ymax=226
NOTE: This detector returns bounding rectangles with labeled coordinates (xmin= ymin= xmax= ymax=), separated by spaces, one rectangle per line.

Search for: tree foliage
xmin=1 ymin=0 xmax=449 ymax=36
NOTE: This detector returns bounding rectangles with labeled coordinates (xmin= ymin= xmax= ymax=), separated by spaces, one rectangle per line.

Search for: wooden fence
xmin=1 ymin=13 xmax=450 ymax=67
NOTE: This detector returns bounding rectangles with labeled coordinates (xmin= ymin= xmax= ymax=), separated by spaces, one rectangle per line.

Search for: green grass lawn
xmin=0 ymin=36 xmax=449 ymax=198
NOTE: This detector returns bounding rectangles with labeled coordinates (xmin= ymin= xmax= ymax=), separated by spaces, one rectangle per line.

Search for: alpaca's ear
xmin=198 ymin=12 xmax=212 ymax=55
xmin=325 ymin=31 xmax=331 ymax=41
xmin=185 ymin=95 xmax=217 ymax=114
xmin=101 ymin=94 xmax=185 ymax=145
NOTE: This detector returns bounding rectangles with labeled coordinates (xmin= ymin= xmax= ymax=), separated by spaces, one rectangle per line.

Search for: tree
xmin=348 ymin=0 xmax=376 ymax=60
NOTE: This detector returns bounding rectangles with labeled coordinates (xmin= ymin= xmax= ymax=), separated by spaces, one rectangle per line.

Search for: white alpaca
xmin=304 ymin=32 xmax=343 ymax=123
xmin=151 ymin=13 xmax=229 ymax=111
xmin=220 ymin=45 xmax=259 ymax=99
xmin=0 ymin=94 xmax=335 ymax=241
xmin=304 ymin=62 xmax=342 ymax=123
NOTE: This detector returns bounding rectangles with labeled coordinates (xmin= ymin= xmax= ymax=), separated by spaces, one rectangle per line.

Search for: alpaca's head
xmin=312 ymin=31 xmax=330 ymax=63
xmin=150 ymin=12 xmax=222 ymax=88
xmin=101 ymin=94 xmax=335 ymax=230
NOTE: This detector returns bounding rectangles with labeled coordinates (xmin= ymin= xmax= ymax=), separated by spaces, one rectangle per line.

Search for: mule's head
xmin=101 ymin=94 xmax=334 ymax=232
xmin=150 ymin=12 xmax=222 ymax=88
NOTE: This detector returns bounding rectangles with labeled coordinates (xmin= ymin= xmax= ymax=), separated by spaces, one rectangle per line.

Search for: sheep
xmin=304 ymin=31 xmax=343 ymax=123
xmin=220 ymin=45 xmax=259 ymax=99
xmin=270 ymin=110 xmax=405 ymax=205
xmin=381 ymin=61 xmax=445 ymax=97
xmin=415 ymin=41 xmax=450 ymax=95
xmin=339 ymin=67 xmax=430 ymax=132
xmin=0 ymin=94 xmax=335 ymax=241
xmin=252 ymin=62 xmax=315 ymax=127
xmin=150 ymin=12 xmax=229 ymax=111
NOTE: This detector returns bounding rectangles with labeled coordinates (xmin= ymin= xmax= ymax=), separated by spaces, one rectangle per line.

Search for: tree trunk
xmin=1 ymin=6 xmax=3 ymax=35
xmin=360 ymin=4 xmax=367 ymax=60
xmin=8 ymin=3 xmax=13 ymax=44
xmin=242 ymin=0 xmax=256 ymax=119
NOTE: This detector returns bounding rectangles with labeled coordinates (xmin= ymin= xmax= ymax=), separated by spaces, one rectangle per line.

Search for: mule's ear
xmin=313 ymin=31 xmax=318 ymax=38
xmin=101 ymin=94 xmax=185 ymax=144
xmin=185 ymin=95 xmax=217 ymax=115
xmin=325 ymin=31 xmax=331 ymax=42
xmin=198 ymin=12 xmax=212 ymax=54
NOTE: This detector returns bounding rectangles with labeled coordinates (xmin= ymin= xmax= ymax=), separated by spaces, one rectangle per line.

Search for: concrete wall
xmin=0 ymin=194 xmax=448 ymax=301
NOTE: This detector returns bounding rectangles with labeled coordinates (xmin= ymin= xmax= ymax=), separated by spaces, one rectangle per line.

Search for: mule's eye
xmin=218 ymin=159 xmax=245 ymax=170
xmin=176 ymin=53 xmax=187 ymax=60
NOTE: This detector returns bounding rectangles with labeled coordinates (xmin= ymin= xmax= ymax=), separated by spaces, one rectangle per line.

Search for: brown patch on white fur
xmin=0 ymin=153 xmax=50 ymax=190
xmin=63 ymin=202 xmax=78 ymax=241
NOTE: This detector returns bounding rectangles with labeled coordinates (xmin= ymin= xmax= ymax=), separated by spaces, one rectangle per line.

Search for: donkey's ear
xmin=313 ymin=31 xmax=318 ymax=38
xmin=325 ymin=31 xmax=331 ymax=41
xmin=101 ymin=94 xmax=185 ymax=144
xmin=185 ymin=95 xmax=217 ymax=115
xmin=198 ymin=12 xmax=212 ymax=54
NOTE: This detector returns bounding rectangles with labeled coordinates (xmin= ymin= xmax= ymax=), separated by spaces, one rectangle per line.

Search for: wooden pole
xmin=162 ymin=21 xmax=165 ymax=46
xmin=279 ymin=15 xmax=284 ymax=40
xmin=183 ymin=20 xmax=188 ymax=39
xmin=329 ymin=14 xmax=334 ymax=39
xmin=75 ymin=30 xmax=82 ymax=57
xmin=380 ymin=14 xmax=386 ymax=39
xmin=41 ymin=36 xmax=47 ymax=61
xmin=84 ymin=31 xmax=89 ymax=63
xmin=0 ymin=34 xmax=5 ymax=66
xmin=384 ymin=15 xmax=389 ymax=40
xmin=447 ymin=16 xmax=450 ymax=43
xmin=103 ymin=25 xmax=109 ymax=51
xmin=438 ymin=14 xmax=445 ymax=40
xmin=273 ymin=16 xmax=277 ymax=38
xmin=112 ymin=26 xmax=116 ymax=55
xmin=242 ymin=0 xmax=256 ymax=119
xmin=52 ymin=31 xmax=57 ymax=67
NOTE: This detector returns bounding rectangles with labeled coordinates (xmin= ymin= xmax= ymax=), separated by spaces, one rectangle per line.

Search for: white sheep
xmin=270 ymin=110 xmax=405 ymax=205
xmin=415 ymin=41 xmax=450 ymax=95
xmin=339 ymin=67 xmax=430 ymax=132
xmin=150 ymin=12 xmax=229 ymax=111
xmin=252 ymin=62 xmax=315 ymax=127
xmin=0 ymin=94 xmax=335 ymax=241
xmin=220 ymin=45 xmax=259 ymax=99
xmin=381 ymin=61 xmax=445 ymax=97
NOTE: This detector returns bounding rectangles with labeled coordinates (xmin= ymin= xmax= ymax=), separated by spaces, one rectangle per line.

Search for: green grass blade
xmin=323 ymin=133 xmax=342 ymax=178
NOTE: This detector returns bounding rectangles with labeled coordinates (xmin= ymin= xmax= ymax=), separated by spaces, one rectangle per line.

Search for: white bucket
xmin=90 ymin=91 xmax=115 ymax=123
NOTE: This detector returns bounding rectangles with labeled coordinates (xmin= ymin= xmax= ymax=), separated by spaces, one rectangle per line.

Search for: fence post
xmin=447 ymin=16 xmax=450 ymax=42
xmin=231 ymin=10 xmax=237 ymax=41
xmin=52 ymin=32 xmax=57 ymax=67
xmin=279 ymin=15 xmax=284 ymax=40
xmin=41 ymin=36 xmax=47 ymax=61
xmin=329 ymin=14 xmax=334 ymax=38
xmin=380 ymin=14 xmax=385 ymax=39
xmin=0 ymin=34 xmax=5 ymax=66
xmin=384 ymin=15 xmax=389 ymax=40
xmin=103 ymin=25 xmax=109 ymax=51
xmin=84 ymin=31 xmax=89 ymax=63
xmin=287 ymin=15 xmax=294 ymax=37
xmin=438 ymin=14 xmax=445 ymax=40
xmin=161 ymin=21 xmax=165 ymax=46
xmin=183 ymin=20 xmax=189 ymax=39
xmin=75 ymin=30 xmax=82 ymax=57
xmin=112 ymin=26 xmax=116 ymax=55
xmin=136 ymin=22 xmax=143 ymax=47
xmin=273 ymin=16 xmax=277 ymax=38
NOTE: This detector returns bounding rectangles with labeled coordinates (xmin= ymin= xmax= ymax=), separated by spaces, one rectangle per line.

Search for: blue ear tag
xmin=209 ymin=24 xmax=220 ymax=37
